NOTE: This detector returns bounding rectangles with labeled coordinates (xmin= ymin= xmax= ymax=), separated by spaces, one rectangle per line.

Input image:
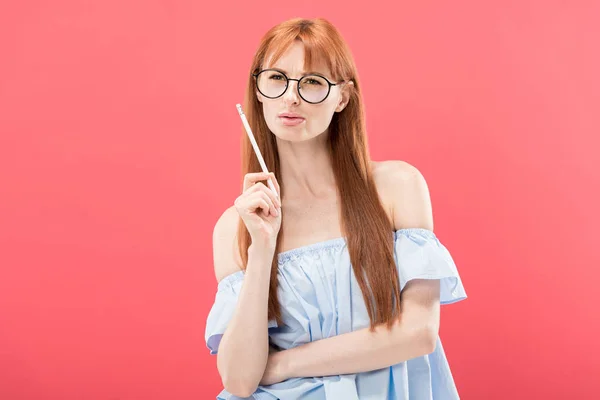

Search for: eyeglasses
xmin=252 ymin=69 xmax=345 ymax=104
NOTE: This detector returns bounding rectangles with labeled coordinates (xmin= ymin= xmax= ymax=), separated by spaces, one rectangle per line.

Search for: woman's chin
xmin=271 ymin=129 xmax=308 ymax=141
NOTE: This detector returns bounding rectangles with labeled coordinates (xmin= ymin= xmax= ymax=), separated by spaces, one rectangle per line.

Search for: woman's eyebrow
xmin=271 ymin=67 xmax=326 ymax=76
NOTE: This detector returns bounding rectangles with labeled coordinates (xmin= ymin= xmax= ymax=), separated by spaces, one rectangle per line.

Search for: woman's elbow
xmin=222 ymin=375 xmax=257 ymax=398
xmin=218 ymin=361 xmax=258 ymax=397
xmin=216 ymin=345 xmax=263 ymax=396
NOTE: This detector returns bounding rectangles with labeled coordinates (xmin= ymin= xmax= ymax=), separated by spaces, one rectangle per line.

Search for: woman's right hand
xmin=234 ymin=172 xmax=282 ymax=250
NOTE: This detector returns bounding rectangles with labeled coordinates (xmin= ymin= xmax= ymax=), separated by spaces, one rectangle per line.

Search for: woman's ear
xmin=335 ymin=81 xmax=354 ymax=112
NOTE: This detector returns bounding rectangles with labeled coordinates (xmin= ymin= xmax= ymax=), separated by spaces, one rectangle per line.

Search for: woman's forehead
xmin=263 ymin=43 xmax=332 ymax=76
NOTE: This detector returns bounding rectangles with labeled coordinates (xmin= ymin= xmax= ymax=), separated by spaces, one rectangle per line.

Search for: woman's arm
xmin=261 ymin=278 xmax=441 ymax=385
xmin=212 ymin=209 xmax=276 ymax=397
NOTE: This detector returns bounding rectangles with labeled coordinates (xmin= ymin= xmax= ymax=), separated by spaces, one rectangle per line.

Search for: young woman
xmin=205 ymin=17 xmax=467 ymax=400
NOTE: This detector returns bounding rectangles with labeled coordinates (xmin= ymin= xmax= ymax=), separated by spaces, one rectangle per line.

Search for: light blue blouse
xmin=205 ymin=228 xmax=467 ymax=399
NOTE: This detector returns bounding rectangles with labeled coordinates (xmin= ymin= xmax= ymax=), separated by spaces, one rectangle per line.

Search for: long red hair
xmin=237 ymin=17 xmax=401 ymax=331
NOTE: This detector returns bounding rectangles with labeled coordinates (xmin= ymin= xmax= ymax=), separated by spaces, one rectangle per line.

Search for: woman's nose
xmin=282 ymin=80 xmax=301 ymax=104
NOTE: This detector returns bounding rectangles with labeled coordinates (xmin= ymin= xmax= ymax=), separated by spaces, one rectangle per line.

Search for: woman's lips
xmin=279 ymin=116 xmax=305 ymax=126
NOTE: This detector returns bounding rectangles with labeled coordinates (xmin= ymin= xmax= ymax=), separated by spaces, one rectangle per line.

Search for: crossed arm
xmin=261 ymin=278 xmax=441 ymax=385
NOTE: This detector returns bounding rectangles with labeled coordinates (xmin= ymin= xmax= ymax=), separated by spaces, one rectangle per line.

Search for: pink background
xmin=1 ymin=1 xmax=599 ymax=399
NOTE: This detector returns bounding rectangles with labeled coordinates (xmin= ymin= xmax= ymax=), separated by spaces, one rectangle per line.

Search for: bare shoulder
xmin=212 ymin=205 xmax=244 ymax=283
xmin=371 ymin=160 xmax=434 ymax=231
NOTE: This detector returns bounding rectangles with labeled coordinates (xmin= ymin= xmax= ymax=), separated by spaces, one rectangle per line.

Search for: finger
xmin=257 ymin=198 xmax=271 ymax=217
xmin=243 ymin=172 xmax=274 ymax=192
xmin=248 ymin=196 xmax=270 ymax=218
xmin=249 ymin=182 xmax=280 ymax=210
xmin=269 ymin=172 xmax=281 ymax=200
xmin=244 ymin=171 xmax=280 ymax=198
xmin=257 ymin=190 xmax=278 ymax=217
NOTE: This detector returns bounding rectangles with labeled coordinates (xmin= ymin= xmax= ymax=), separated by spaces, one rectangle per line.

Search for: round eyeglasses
xmin=252 ymin=69 xmax=345 ymax=104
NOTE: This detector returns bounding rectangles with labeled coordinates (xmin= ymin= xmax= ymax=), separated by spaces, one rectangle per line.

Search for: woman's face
xmin=256 ymin=41 xmax=351 ymax=142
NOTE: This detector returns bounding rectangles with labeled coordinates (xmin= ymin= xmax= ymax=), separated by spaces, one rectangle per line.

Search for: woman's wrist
xmin=273 ymin=348 xmax=292 ymax=381
xmin=248 ymin=241 xmax=277 ymax=260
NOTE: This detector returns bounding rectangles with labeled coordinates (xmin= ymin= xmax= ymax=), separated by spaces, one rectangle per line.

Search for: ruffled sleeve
xmin=205 ymin=270 xmax=279 ymax=355
xmin=394 ymin=228 xmax=467 ymax=304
